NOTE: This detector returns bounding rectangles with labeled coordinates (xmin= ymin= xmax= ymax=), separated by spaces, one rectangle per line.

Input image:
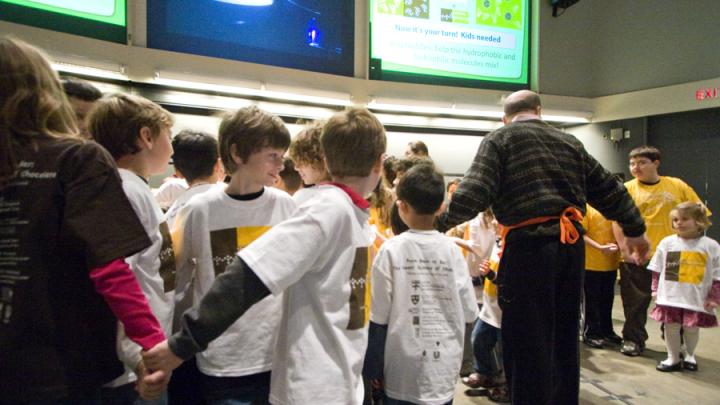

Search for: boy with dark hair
xmin=143 ymin=107 xmax=387 ymax=405
xmin=170 ymin=106 xmax=296 ymax=404
xmin=367 ymin=163 xmax=478 ymax=404
xmin=62 ymin=78 xmax=102 ymax=138
xmin=614 ymin=145 xmax=708 ymax=356
xmin=165 ymin=130 xmax=221 ymax=228
xmin=89 ymin=93 xmax=177 ymax=404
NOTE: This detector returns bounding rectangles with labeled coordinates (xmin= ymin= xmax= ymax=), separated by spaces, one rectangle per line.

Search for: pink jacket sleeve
xmin=89 ymin=258 xmax=166 ymax=350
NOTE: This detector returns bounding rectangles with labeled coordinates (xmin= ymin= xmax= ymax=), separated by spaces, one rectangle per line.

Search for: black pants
xmin=619 ymin=262 xmax=652 ymax=345
xmin=583 ymin=269 xmax=618 ymax=338
xmin=498 ymin=232 xmax=584 ymax=405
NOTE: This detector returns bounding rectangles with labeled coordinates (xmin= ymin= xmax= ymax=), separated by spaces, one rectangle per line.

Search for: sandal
xmin=488 ymin=385 xmax=511 ymax=403
xmin=462 ymin=372 xmax=501 ymax=389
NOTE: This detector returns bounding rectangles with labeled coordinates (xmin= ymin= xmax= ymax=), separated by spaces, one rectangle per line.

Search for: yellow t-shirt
xmin=581 ymin=205 xmax=619 ymax=271
xmin=625 ymin=176 xmax=707 ymax=254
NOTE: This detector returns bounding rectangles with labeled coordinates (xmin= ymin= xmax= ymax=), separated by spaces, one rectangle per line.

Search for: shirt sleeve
xmin=62 ymin=143 xmax=151 ymax=268
xmin=239 ymin=208 xmax=326 ymax=295
xmin=89 ymin=259 xmax=165 ymax=351
xmin=647 ymin=239 xmax=665 ymax=272
xmin=445 ymin=138 xmax=501 ymax=228
xmin=369 ymin=247 xmax=393 ymax=325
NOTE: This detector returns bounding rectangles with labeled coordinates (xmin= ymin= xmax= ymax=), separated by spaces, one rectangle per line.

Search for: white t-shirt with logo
xmin=109 ymin=169 xmax=175 ymax=387
xmin=239 ymin=185 xmax=374 ymax=405
xmin=648 ymin=234 xmax=720 ymax=314
xmin=370 ymin=230 xmax=479 ymax=405
xmin=166 ymin=182 xmax=222 ymax=229
xmin=173 ymin=186 xmax=295 ymax=376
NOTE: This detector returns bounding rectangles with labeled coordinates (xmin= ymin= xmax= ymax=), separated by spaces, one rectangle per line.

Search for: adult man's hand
xmin=624 ymin=233 xmax=650 ymax=265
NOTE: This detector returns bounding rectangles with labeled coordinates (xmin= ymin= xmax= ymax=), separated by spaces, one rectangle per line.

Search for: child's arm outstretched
xmin=142 ymin=256 xmax=270 ymax=374
xmin=90 ymin=258 xmax=165 ymax=349
xmin=583 ymin=234 xmax=619 ymax=255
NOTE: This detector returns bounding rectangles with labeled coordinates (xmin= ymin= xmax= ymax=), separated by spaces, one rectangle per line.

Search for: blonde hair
xmin=670 ymin=202 xmax=712 ymax=234
xmin=288 ymin=120 xmax=329 ymax=178
xmin=0 ymin=37 xmax=78 ymax=186
xmin=321 ymin=107 xmax=386 ymax=178
xmin=88 ymin=93 xmax=174 ymax=160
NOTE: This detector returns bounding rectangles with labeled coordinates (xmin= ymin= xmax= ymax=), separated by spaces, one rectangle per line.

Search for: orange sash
xmin=499 ymin=206 xmax=584 ymax=252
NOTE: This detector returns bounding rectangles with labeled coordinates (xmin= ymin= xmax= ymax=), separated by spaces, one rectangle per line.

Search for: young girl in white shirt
xmin=648 ymin=202 xmax=720 ymax=372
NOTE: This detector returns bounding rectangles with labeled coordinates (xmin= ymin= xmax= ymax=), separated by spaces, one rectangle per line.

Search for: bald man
xmin=441 ymin=90 xmax=649 ymax=405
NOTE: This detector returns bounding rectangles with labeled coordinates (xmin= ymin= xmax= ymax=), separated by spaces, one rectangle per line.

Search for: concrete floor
xmin=454 ymin=290 xmax=720 ymax=405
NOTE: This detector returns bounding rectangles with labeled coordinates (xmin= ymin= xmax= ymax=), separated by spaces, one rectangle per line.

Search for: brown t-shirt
xmin=0 ymin=137 xmax=151 ymax=401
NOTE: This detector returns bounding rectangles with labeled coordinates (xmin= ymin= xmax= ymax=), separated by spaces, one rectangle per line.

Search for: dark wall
xmin=538 ymin=0 xmax=720 ymax=97
xmin=647 ymin=107 xmax=720 ymax=239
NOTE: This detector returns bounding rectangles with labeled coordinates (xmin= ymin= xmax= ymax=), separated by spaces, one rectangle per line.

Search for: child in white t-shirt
xmin=171 ymin=106 xmax=296 ymax=403
xmin=649 ymin=202 xmax=720 ymax=372
xmin=368 ymin=163 xmax=479 ymax=405
xmin=90 ymin=93 xmax=177 ymax=403
xmin=143 ymin=107 xmax=387 ymax=405
xmin=165 ymin=130 xmax=223 ymax=229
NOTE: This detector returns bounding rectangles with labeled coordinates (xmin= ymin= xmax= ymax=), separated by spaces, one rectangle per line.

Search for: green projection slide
xmin=0 ymin=0 xmax=125 ymax=26
xmin=371 ymin=0 xmax=529 ymax=87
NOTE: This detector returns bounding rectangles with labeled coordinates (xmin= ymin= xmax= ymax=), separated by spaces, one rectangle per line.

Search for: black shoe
xmin=603 ymin=333 xmax=623 ymax=345
xmin=620 ymin=341 xmax=642 ymax=356
xmin=583 ymin=337 xmax=604 ymax=349
xmin=683 ymin=360 xmax=698 ymax=371
xmin=656 ymin=361 xmax=682 ymax=372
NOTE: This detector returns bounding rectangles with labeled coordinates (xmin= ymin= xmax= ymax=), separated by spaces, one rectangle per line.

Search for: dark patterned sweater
xmin=445 ymin=119 xmax=645 ymax=238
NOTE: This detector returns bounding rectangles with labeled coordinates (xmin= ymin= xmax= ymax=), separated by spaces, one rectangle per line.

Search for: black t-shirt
xmin=0 ymin=137 xmax=151 ymax=402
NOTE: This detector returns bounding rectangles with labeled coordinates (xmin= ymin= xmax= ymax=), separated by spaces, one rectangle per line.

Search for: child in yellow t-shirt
xmin=582 ymin=205 xmax=621 ymax=348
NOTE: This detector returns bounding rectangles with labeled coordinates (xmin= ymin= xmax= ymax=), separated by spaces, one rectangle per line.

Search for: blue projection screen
xmin=147 ymin=0 xmax=354 ymax=76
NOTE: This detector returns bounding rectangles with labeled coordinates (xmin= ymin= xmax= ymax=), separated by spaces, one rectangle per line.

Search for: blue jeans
xmin=201 ymin=371 xmax=271 ymax=405
xmin=100 ymin=383 xmax=168 ymax=405
xmin=473 ymin=319 xmax=502 ymax=375
xmin=384 ymin=396 xmax=452 ymax=405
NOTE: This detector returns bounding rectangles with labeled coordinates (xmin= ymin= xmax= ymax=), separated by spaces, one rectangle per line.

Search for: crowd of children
xmin=2 ymin=37 xmax=720 ymax=405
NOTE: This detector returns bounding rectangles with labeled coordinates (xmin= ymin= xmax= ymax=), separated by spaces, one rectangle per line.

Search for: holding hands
xmin=135 ymin=360 xmax=170 ymax=400
xmin=141 ymin=340 xmax=183 ymax=387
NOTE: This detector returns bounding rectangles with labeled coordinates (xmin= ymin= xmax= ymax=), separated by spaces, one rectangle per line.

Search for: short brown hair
xmin=321 ymin=108 xmax=386 ymax=178
xmin=288 ymin=120 xmax=327 ymax=172
xmin=629 ymin=145 xmax=661 ymax=162
xmin=89 ymin=93 xmax=174 ymax=160
xmin=218 ymin=106 xmax=290 ymax=174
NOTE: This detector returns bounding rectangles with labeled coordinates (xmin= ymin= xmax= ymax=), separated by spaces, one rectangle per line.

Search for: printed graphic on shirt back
xmin=347 ymin=247 xmax=370 ymax=330
xmin=210 ymin=226 xmax=271 ymax=275
xmin=665 ymin=251 xmax=706 ymax=285
xmin=158 ymin=222 xmax=176 ymax=292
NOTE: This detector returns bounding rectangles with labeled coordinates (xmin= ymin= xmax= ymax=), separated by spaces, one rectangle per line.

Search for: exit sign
xmin=696 ymin=87 xmax=719 ymax=101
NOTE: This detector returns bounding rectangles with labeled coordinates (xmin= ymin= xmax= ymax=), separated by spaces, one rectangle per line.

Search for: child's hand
xmin=704 ymin=300 xmax=719 ymax=312
xmin=135 ymin=360 xmax=169 ymax=400
xmin=142 ymin=340 xmax=183 ymax=375
xmin=478 ymin=259 xmax=491 ymax=276
xmin=600 ymin=243 xmax=619 ymax=255
xmin=651 ymin=291 xmax=657 ymax=298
